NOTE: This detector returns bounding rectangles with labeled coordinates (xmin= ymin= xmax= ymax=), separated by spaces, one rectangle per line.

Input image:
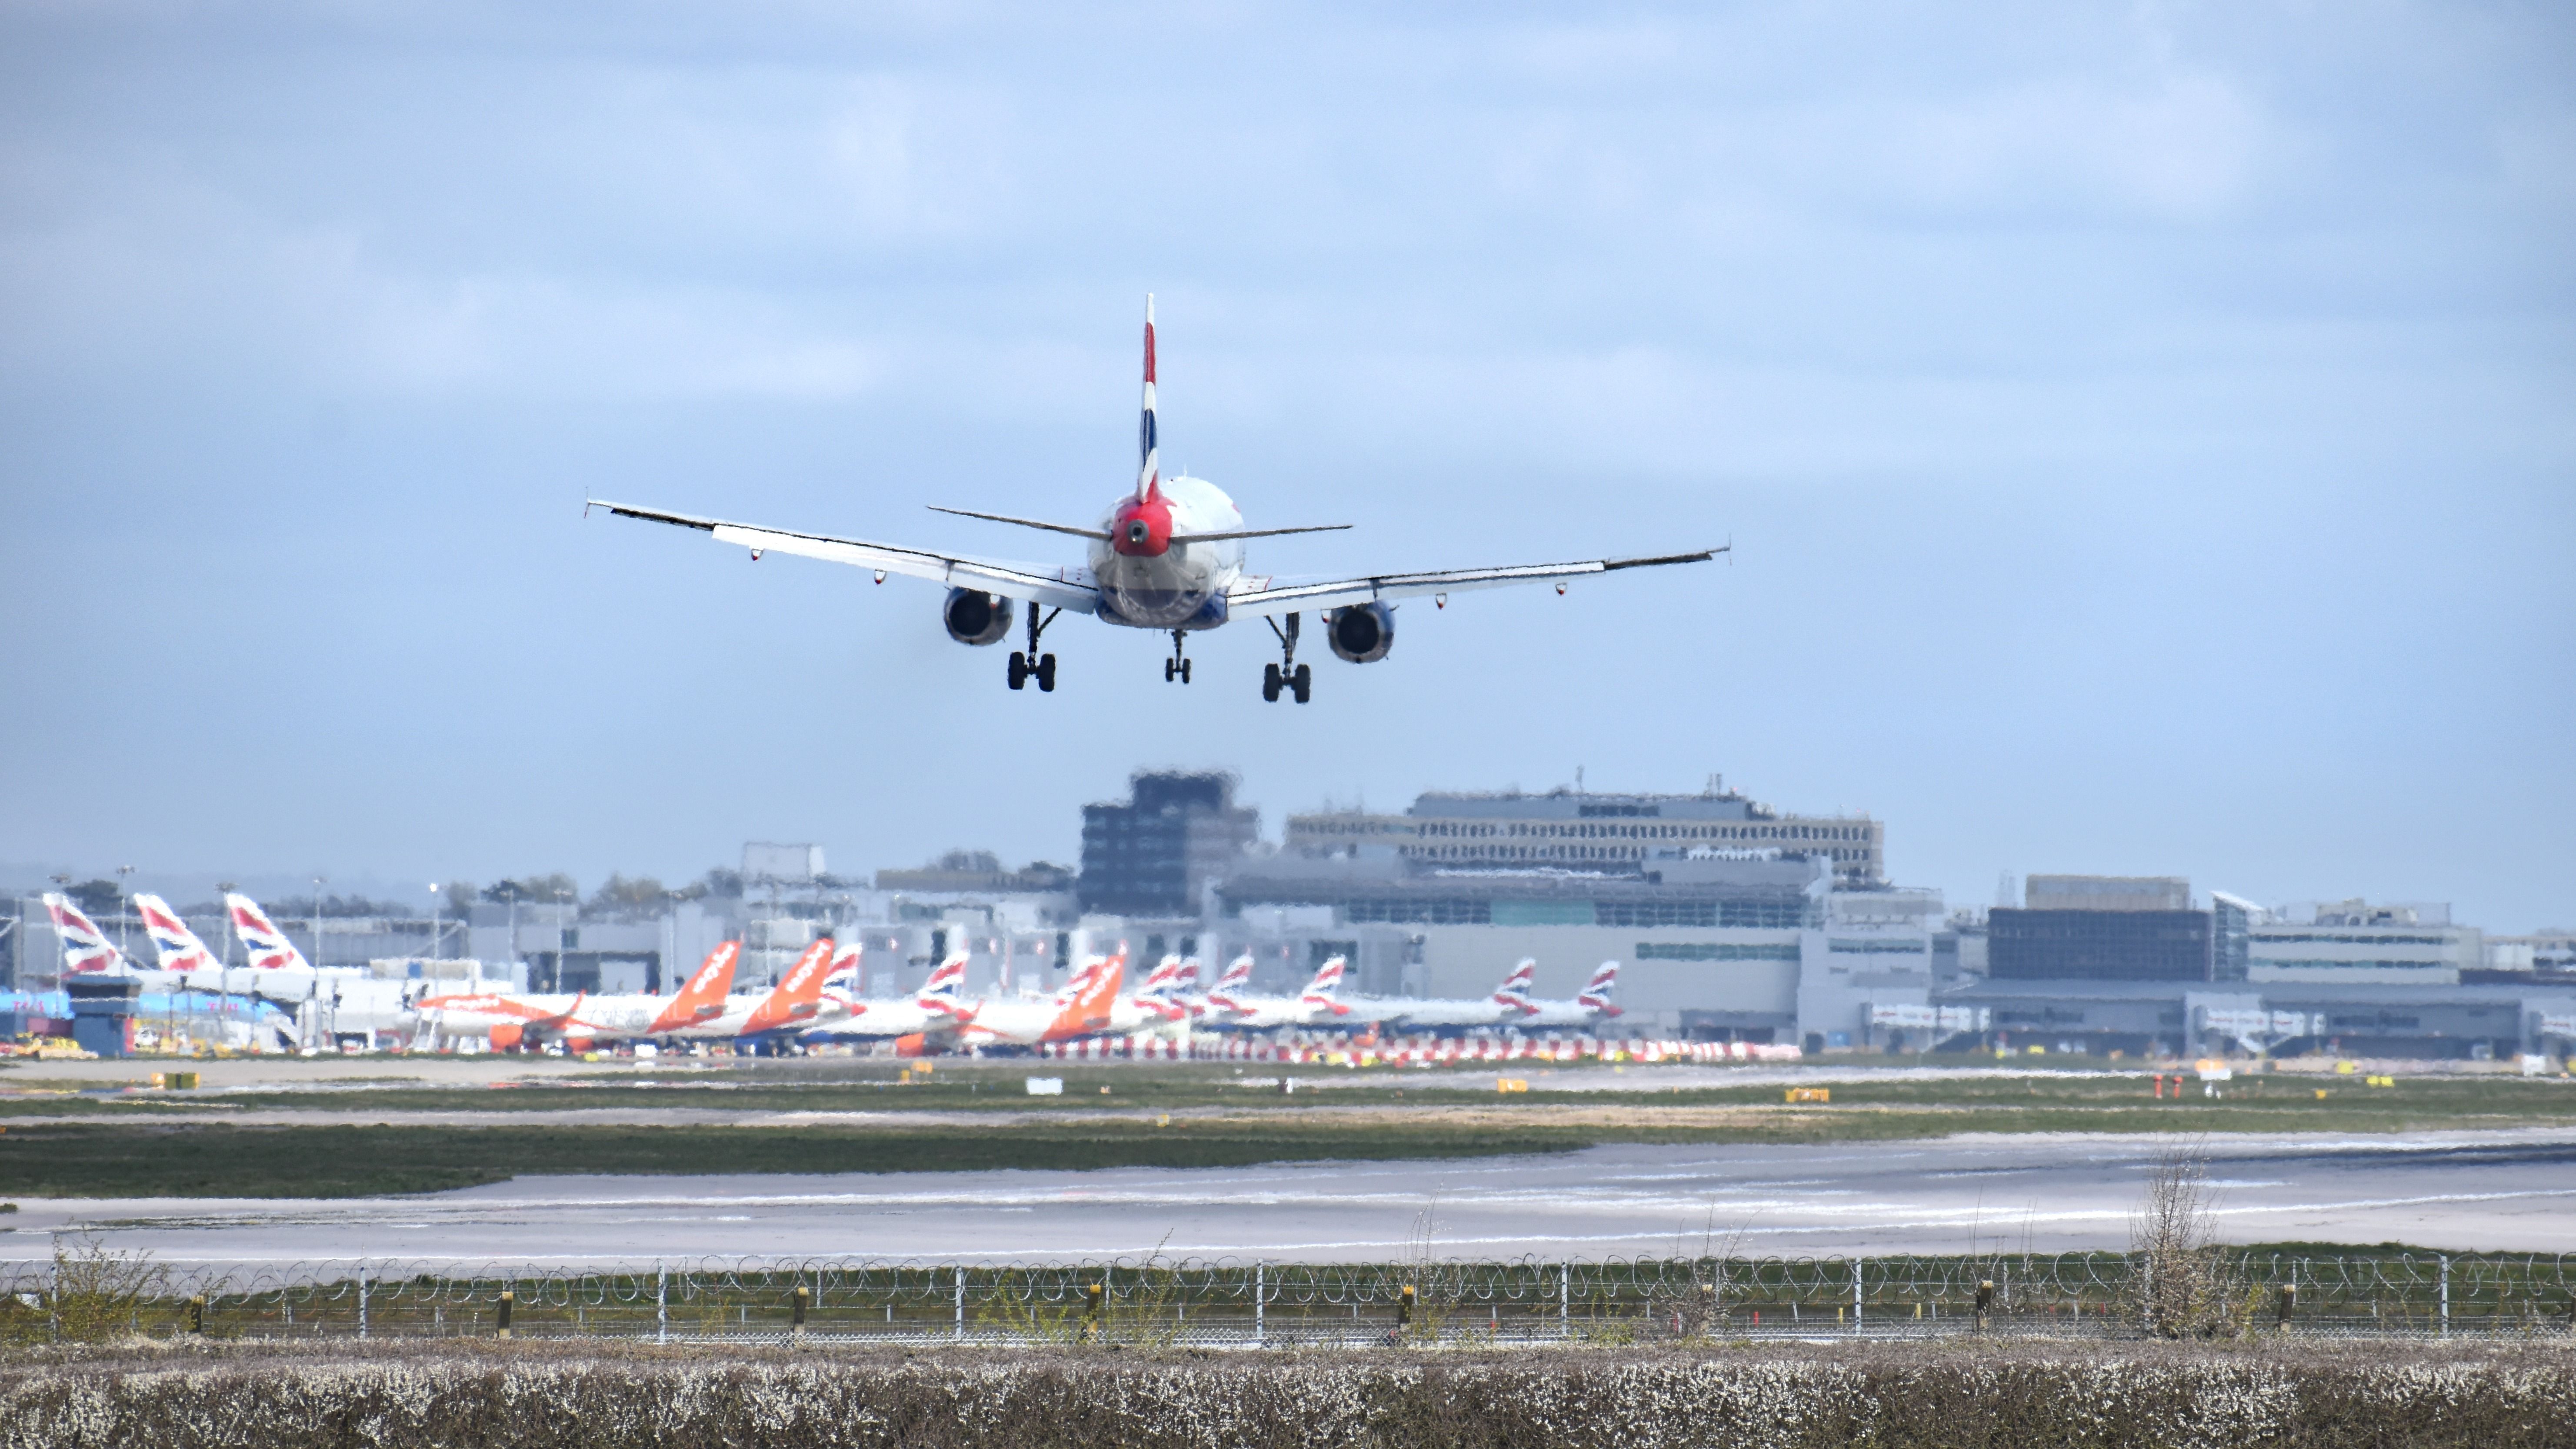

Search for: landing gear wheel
xmin=1291 ymin=663 xmax=1312 ymax=704
xmin=1164 ymin=658 xmax=1176 ymax=682
xmin=1180 ymin=658 xmax=1192 ymax=684
xmin=1007 ymin=651 xmax=1029 ymax=690
xmin=1263 ymin=663 xmax=1282 ymax=702
xmin=1035 ymin=653 xmax=1056 ymax=693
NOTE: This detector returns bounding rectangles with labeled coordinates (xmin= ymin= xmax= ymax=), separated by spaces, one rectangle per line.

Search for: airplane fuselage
xmin=1088 ymin=475 xmax=1246 ymax=630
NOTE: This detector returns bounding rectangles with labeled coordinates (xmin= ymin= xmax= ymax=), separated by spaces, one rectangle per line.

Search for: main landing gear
xmin=1163 ymin=629 xmax=1193 ymax=684
xmin=1008 ymin=605 xmax=1061 ymax=693
xmin=1263 ymin=613 xmax=1312 ymax=704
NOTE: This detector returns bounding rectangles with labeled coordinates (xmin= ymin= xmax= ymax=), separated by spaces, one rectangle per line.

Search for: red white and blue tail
xmin=1578 ymin=960 xmax=1623 ymax=1015
xmin=225 ymin=892 xmax=310 ymax=972
xmin=40 ymin=893 xmax=126 ymax=975
xmin=133 ymin=893 xmax=222 ymax=974
xmin=1491 ymin=957 xmax=1537 ymax=1011
xmin=1301 ymin=956 xmax=1350 ymax=1016
xmin=1137 ymin=295 xmax=1160 ymax=503
xmin=1138 ymin=953 xmax=1187 ymax=997
xmin=918 ymin=954 xmax=970 ymax=1016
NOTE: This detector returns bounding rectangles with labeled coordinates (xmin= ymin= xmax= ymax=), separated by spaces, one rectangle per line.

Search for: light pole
xmin=310 ymin=876 xmax=327 ymax=971
xmin=214 ymin=883 xmax=237 ymax=967
xmin=115 ymin=865 xmax=136 ymax=958
xmin=427 ymin=883 xmax=442 ymax=964
xmin=555 ymin=888 xmax=573 ymax=993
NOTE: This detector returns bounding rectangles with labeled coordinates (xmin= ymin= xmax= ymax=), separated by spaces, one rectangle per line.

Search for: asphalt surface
xmin=7 ymin=1128 xmax=2570 ymax=1274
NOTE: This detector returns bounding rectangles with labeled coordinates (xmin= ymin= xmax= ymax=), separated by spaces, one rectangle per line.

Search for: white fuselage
xmin=1088 ymin=476 xmax=1246 ymax=629
xmin=1363 ymin=996 xmax=1525 ymax=1034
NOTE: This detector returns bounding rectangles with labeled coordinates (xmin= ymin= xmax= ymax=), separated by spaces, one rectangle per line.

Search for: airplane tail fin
xmin=1139 ymin=953 xmax=1186 ymax=997
xmin=1492 ymin=957 xmax=1537 ymax=1007
xmin=743 ymin=939 xmax=834 ymax=1032
xmin=1211 ymin=953 xmax=1254 ymax=994
xmin=649 ymin=940 xmax=740 ymax=1032
xmin=1172 ymin=956 xmax=1202 ymax=994
xmin=40 ymin=893 xmax=126 ymax=975
xmin=133 ymin=893 xmax=221 ymax=974
xmin=919 ymin=954 xmax=970 ymax=1009
xmin=1579 ymin=959 xmax=1623 ymax=1014
xmin=1137 ymin=295 xmax=1160 ymax=502
xmin=224 ymin=893 xmax=310 ymax=972
xmin=1301 ymin=955 xmax=1349 ymax=1015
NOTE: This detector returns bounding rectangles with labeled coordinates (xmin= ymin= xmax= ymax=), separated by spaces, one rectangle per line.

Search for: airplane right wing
xmin=1224 ymin=546 xmax=1723 ymax=618
xmin=589 ymin=500 xmax=1103 ymax=615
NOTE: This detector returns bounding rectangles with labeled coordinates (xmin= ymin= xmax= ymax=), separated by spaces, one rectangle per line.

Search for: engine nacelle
xmin=1327 ymin=602 xmax=1395 ymax=663
xmin=943 ymin=589 xmax=1016 ymax=646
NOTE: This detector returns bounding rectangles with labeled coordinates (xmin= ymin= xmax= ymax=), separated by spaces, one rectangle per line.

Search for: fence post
xmin=2439 ymin=1256 xmax=2450 ymax=1338
xmin=1561 ymin=1263 xmax=1571 ymax=1339
xmin=1852 ymin=1257 xmax=1863 ymax=1333
xmin=1254 ymin=1263 xmax=1266 ymax=1348
xmin=357 ymin=1266 xmax=368 ymax=1341
xmin=1083 ymin=1280 xmax=1105 ymax=1344
xmin=1397 ymin=1285 xmax=1415 ymax=1342
xmin=497 ymin=1289 xmax=514 ymax=1340
xmin=793 ymin=1285 xmax=810 ymax=1344
xmin=1975 ymin=1279 xmax=1993 ymax=1332
xmin=954 ymin=1267 xmax=965 ymax=1342
xmin=2277 ymin=1280 xmax=2296 ymax=1329
xmin=656 ymin=1263 xmax=667 ymax=1346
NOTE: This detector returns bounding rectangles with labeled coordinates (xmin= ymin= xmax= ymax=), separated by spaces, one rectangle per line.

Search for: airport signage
xmin=2540 ymin=1014 xmax=2576 ymax=1039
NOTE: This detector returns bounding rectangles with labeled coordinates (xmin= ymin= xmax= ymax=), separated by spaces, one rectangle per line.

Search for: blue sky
xmin=2 ymin=1 xmax=2569 ymax=928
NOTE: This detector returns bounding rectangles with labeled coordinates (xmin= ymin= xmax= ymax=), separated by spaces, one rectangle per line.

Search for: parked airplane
xmin=950 ymin=950 xmax=1128 ymax=1048
xmin=1504 ymin=960 xmax=1623 ymax=1030
xmin=39 ymin=894 xmax=126 ymax=974
xmin=1201 ymin=956 xmax=1349 ymax=1030
xmin=590 ymin=299 xmax=1723 ymax=701
xmin=810 ymin=948 xmax=971 ymax=1041
xmin=1362 ymin=959 xmax=1537 ymax=1035
xmin=668 ymin=939 xmax=842 ymax=1042
xmin=422 ymin=940 xmax=753 ymax=1048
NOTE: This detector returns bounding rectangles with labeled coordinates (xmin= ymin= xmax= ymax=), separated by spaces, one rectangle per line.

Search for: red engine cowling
xmin=489 ymin=1022 xmax=525 ymax=1051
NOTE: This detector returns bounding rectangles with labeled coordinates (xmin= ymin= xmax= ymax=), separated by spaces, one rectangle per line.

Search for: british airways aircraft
xmin=590 ymin=300 xmax=1721 ymax=701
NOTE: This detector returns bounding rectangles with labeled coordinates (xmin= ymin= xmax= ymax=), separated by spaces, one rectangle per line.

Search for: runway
xmin=7 ymin=1127 xmax=2571 ymax=1272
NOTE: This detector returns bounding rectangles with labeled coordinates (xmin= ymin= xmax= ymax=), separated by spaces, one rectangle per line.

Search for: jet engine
xmin=1327 ymin=602 xmax=1395 ymax=663
xmin=943 ymin=589 xmax=1016 ymax=646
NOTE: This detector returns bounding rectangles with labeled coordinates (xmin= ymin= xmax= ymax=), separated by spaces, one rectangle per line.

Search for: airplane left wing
xmin=589 ymin=500 xmax=1102 ymax=615
xmin=1224 ymin=546 xmax=1723 ymax=618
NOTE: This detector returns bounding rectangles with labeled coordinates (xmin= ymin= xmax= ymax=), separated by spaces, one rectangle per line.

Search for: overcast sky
xmin=3 ymin=1 xmax=2569 ymax=929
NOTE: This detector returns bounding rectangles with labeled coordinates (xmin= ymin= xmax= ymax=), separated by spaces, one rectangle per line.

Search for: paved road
xmin=7 ymin=1128 xmax=2570 ymax=1273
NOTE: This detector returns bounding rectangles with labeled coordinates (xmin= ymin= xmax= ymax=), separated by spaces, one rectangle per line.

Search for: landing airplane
xmin=589 ymin=299 xmax=1723 ymax=701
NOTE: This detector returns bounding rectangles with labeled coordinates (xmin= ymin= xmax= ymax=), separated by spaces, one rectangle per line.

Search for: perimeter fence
xmin=7 ymin=1253 xmax=2574 ymax=1347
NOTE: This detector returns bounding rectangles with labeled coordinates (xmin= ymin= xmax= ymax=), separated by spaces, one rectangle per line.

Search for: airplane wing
xmin=589 ymin=500 xmax=1102 ymax=615
xmin=1223 ymin=546 xmax=1724 ymax=619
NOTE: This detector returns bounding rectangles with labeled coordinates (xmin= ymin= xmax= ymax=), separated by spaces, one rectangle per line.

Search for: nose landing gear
xmin=1262 ymin=613 xmax=1311 ymax=703
xmin=1164 ymin=629 xmax=1193 ymax=683
xmin=1008 ymin=605 xmax=1061 ymax=693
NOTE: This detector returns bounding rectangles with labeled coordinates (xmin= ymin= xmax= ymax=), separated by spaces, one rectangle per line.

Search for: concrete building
xmin=1079 ymin=773 xmax=1262 ymax=917
xmin=1943 ymin=976 xmax=2576 ymax=1061
xmin=1989 ymin=876 xmax=2212 ymax=982
xmin=1286 ymin=781 xmax=1885 ymax=885
xmin=2249 ymin=900 xmax=2481 ymax=986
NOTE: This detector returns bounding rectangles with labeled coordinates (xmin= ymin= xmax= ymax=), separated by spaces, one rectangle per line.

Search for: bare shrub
xmin=0 ymin=1238 xmax=170 ymax=1346
xmin=2128 ymin=1141 xmax=2249 ymax=1339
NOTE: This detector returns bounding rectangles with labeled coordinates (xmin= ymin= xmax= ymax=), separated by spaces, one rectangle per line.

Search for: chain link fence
xmin=8 ymin=1252 xmax=2573 ymax=1346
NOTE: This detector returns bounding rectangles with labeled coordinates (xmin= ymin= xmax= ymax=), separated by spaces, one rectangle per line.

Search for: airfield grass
xmin=0 ymin=1067 xmax=2572 ymax=1197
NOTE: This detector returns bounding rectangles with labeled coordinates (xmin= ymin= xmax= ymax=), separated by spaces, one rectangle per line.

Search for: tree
xmin=589 ymin=873 xmax=668 ymax=917
xmin=65 ymin=879 xmax=123 ymax=917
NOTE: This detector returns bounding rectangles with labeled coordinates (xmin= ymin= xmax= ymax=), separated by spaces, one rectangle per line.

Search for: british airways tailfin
xmin=224 ymin=893 xmax=310 ymax=972
xmin=40 ymin=894 xmax=126 ymax=975
xmin=1578 ymin=960 xmax=1622 ymax=1015
xmin=1301 ymin=955 xmax=1350 ymax=1016
xmin=1138 ymin=953 xmax=1187 ymax=997
xmin=1491 ymin=958 xmax=1537 ymax=1008
xmin=133 ymin=893 xmax=222 ymax=975
xmin=1137 ymin=295 xmax=1159 ymax=503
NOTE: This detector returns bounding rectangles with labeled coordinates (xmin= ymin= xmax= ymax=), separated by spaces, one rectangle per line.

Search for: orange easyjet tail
xmin=740 ymin=939 xmax=834 ymax=1035
xmin=647 ymin=941 xmax=741 ymax=1034
xmin=1044 ymin=949 xmax=1125 ymax=1040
